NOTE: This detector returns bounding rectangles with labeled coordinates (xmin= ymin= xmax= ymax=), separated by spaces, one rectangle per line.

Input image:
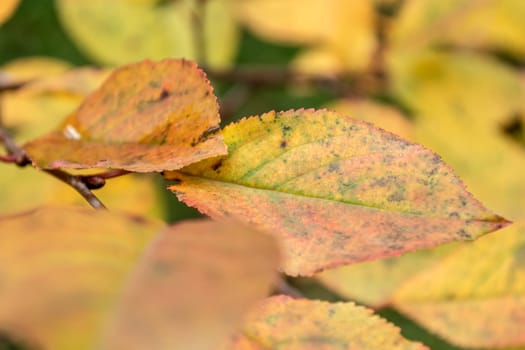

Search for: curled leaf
xmin=167 ymin=109 xmax=508 ymax=276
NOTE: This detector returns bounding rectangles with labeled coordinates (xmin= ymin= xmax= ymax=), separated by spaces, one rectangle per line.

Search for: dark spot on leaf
xmin=280 ymin=140 xmax=287 ymax=148
xmin=448 ymin=212 xmax=460 ymax=219
xmin=457 ymin=229 xmax=470 ymax=239
xmin=212 ymin=159 xmax=223 ymax=171
xmin=387 ymin=191 xmax=404 ymax=202
xmin=328 ymin=163 xmax=340 ymax=172
xmin=159 ymin=88 xmax=170 ymax=100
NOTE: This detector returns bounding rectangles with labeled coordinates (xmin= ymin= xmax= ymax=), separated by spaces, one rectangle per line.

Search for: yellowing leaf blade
xmin=167 ymin=109 xmax=508 ymax=276
xmin=393 ymin=223 xmax=525 ymax=348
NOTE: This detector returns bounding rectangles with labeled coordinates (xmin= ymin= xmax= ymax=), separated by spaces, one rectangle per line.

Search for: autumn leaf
xmin=0 ymin=65 xmax=163 ymax=216
xmin=316 ymin=246 xmax=452 ymax=308
xmin=391 ymin=0 xmax=525 ymax=60
xmin=0 ymin=0 xmax=19 ymax=26
xmin=236 ymin=0 xmax=377 ymax=73
xmin=226 ymin=295 xmax=428 ymax=349
xmin=23 ymin=59 xmax=227 ymax=172
xmin=166 ymin=109 xmax=508 ymax=276
xmin=315 ymin=99 xmax=450 ymax=307
xmin=322 ymin=70 xmax=525 ymax=344
xmin=390 ymin=50 xmax=525 ymax=221
xmin=0 ymin=56 xmax=72 ymax=87
xmin=0 ymin=206 xmax=279 ymax=350
xmin=392 ymin=223 xmax=525 ymax=348
xmin=56 ymin=0 xmax=239 ymax=69
xmin=325 ymin=99 xmax=414 ymax=141
xmin=2 ymin=65 xmax=108 ymax=143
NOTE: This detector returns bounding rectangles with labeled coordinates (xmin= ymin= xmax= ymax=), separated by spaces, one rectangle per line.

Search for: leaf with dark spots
xmin=0 ymin=206 xmax=279 ymax=350
xmin=23 ymin=59 xmax=227 ymax=172
xmin=166 ymin=109 xmax=509 ymax=276
xmin=225 ymin=295 xmax=428 ymax=350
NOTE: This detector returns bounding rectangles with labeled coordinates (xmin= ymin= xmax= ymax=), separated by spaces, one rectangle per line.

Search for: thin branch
xmin=205 ymin=65 xmax=386 ymax=98
xmin=45 ymin=169 xmax=107 ymax=209
xmin=0 ymin=123 xmax=107 ymax=210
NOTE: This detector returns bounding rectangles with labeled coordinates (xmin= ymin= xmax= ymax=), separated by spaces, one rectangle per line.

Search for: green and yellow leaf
xmin=56 ymin=0 xmax=239 ymax=68
xmin=167 ymin=109 xmax=508 ymax=276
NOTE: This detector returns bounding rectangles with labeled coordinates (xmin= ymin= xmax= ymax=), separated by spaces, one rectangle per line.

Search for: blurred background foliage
xmin=1 ymin=0 xmax=525 ymax=349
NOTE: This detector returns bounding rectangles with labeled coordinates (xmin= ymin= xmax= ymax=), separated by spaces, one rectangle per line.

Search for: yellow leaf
xmin=0 ymin=0 xmax=19 ymax=26
xmin=390 ymin=50 xmax=525 ymax=221
xmin=236 ymin=0 xmax=377 ymax=72
xmin=0 ymin=56 xmax=72 ymax=85
xmin=317 ymin=245 xmax=452 ymax=307
xmin=167 ymin=109 xmax=507 ymax=276
xmin=391 ymin=0 xmax=525 ymax=59
xmin=227 ymin=295 xmax=428 ymax=349
xmin=56 ymin=0 xmax=239 ymax=68
xmin=0 ymin=207 xmax=279 ymax=350
xmin=393 ymin=223 xmax=525 ymax=348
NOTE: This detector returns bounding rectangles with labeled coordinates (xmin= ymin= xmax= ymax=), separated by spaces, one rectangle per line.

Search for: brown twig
xmin=0 ymin=124 xmax=107 ymax=210
xmin=205 ymin=65 xmax=386 ymax=98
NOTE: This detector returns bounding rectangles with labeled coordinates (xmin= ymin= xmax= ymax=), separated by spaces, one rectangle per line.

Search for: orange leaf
xmin=0 ymin=207 xmax=279 ymax=349
xmin=166 ymin=109 xmax=508 ymax=276
xmin=23 ymin=59 xmax=227 ymax=172
xmin=226 ymin=295 xmax=428 ymax=349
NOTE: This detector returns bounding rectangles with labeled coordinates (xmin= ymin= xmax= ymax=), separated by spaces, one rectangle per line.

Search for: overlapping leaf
xmin=392 ymin=223 xmax=525 ymax=348
xmin=0 ymin=63 xmax=162 ymax=216
xmin=390 ymin=50 xmax=525 ymax=221
xmin=0 ymin=207 xmax=279 ymax=350
xmin=56 ymin=0 xmax=239 ymax=68
xmin=391 ymin=0 xmax=525 ymax=60
xmin=236 ymin=0 xmax=377 ymax=73
xmin=226 ymin=295 xmax=428 ymax=349
xmin=316 ymin=99 xmax=452 ymax=307
xmin=23 ymin=59 xmax=227 ymax=172
xmin=167 ymin=109 xmax=508 ymax=276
